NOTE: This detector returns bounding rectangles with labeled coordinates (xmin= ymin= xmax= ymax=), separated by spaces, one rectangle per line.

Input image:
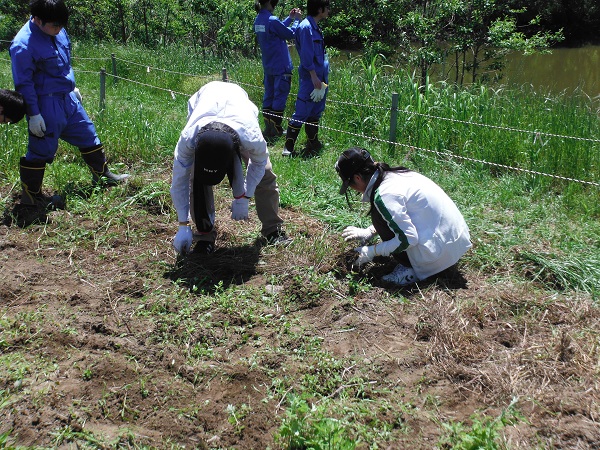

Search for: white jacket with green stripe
xmin=363 ymin=170 xmax=472 ymax=280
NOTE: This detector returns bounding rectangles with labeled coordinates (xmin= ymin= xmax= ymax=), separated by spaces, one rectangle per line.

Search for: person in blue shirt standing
xmin=10 ymin=0 xmax=128 ymax=222
xmin=254 ymin=0 xmax=303 ymax=143
xmin=283 ymin=0 xmax=330 ymax=157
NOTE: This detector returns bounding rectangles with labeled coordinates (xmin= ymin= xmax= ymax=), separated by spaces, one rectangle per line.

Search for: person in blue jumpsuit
xmin=283 ymin=0 xmax=330 ymax=157
xmin=10 ymin=0 xmax=128 ymax=214
xmin=254 ymin=0 xmax=302 ymax=142
xmin=0 ymin=89 xmax=26 ymax=124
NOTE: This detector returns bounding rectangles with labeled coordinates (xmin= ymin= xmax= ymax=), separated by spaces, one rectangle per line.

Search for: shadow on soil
xmin=163 ymin=238 xmax=265 ymax=294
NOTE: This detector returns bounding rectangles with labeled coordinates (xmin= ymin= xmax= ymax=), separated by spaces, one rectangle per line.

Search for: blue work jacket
xmin=254 ymin=9 xmax=298 ymax=75
xmin=10 ymin=19 xmax=75 ymax=117
xmin=295 ymin=16 xmax=329 ymax=82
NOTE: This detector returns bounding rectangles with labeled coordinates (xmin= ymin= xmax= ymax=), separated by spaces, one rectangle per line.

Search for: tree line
xmin=1 ymin=0 xmax=598 ymax=85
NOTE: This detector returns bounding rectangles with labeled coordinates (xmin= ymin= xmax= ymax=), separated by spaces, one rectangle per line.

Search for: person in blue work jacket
xmin=283 ymin=0 xmax=330 ymax=157
xmin=10 ymin=0 xmax=128 ymax=223
xmin=254 ymin=0 xmax=303 ymax=142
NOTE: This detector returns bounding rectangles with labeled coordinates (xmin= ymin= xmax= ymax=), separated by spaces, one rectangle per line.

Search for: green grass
xmin=1 ymin=42 xmax=599 ymax=448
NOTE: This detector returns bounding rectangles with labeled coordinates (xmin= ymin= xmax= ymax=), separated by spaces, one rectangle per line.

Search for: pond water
xmin=337 ymin=44 xmax=600 ymax=98
xmin=501 ymin=45 xmax=600 ymax=98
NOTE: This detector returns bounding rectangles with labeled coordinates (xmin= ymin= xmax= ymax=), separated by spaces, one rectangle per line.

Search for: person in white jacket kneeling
xmin=170 ymin=81 xmax=291 ymax=255
xmin=335 ymin=147 xmax=471 ymax=286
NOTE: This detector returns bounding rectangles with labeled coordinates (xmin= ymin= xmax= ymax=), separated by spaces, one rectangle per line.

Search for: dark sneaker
xmin=264 ymin=230 xmax=293 ymax=246
xmin=193 ymin=241 xmax=215 ymax=254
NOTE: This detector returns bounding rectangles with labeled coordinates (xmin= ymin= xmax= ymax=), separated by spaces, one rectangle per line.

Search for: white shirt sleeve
xmin=170 ymin=156 xmax=192 ymax=223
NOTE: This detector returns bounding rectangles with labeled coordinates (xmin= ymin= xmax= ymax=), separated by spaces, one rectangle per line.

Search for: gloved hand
xmin=231 ymin=197 xmax=249 ymax=220
xmin=310 ymin=82 xmax=328 ymax=102
xmin=354 ymin=245 xmax=376 ymax=267
xmin=73 ymin=87 xmax=82 ymax=103
xmin=173 ymin=225 xmax=193 ymax=254
xmin=342 ymin=225 xmax=376 ymax=243
xmin=28 ymin=114 xmax=46 ymax=137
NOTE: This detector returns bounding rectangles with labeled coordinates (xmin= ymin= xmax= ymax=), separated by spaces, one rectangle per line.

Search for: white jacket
xmin=170 ymin=81 xmax=268 ymax=222
xmin=363 ymin=170 xmax=471 ymax=280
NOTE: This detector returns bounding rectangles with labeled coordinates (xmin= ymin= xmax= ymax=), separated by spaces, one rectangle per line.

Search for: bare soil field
xmin=1 ymin=179 xmax=599 ymax=449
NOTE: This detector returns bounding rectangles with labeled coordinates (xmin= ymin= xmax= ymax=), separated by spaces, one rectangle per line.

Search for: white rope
xmin=105 ymin=73 xmax=193 ymax=97
xmin=112 ymin=56 xmax=216 ymax=78
xmin=72 ymin=56 xmax=109 ymax=61
xmin=397 ymin=108 xmax=600 ymax=143
xmin=235 ymin=77 xmax=600 ymax=143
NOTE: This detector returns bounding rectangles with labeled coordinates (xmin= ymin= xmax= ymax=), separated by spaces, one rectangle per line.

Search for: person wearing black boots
xmin=10 ymin=0 xmax=128 ymax=225
xmin=254 ymin=0 xmax=302 ymax=143
xmin=283 ymin=0 xmax=330 ymax=157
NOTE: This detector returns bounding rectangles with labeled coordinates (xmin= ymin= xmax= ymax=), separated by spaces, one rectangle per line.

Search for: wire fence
xmin=1 ymin=54 xmax=598 ymax=187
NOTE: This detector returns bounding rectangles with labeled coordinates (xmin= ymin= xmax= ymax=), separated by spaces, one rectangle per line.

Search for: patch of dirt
xmin=1 ymin=183 xmax=599 ymax=449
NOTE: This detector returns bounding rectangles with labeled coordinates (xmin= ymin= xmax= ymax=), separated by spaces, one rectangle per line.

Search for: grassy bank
xmin=0 ymin=43 xmax=599 ymax=448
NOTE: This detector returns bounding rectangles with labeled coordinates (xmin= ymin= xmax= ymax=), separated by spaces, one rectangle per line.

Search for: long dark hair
xmin=355 ymin=161 xmax=411 ymax=216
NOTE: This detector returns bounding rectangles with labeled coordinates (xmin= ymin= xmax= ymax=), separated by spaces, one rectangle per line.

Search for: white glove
xmin=73 ymin=87 xmax=82 ymax=103
xmin=310 ymin=82 xmax=328 ymax=102
xmin=354 ymin=245 xmax=376 ymax=267
xmin=173 ymin=225 xmax=193 ymax=254
xmin=342 ymin=225 xmax=376 ymax=243
xmin=28 ymin=114 xmax=46 ymax=137
xmin=231 ymin=197 xmax=249 ymax=221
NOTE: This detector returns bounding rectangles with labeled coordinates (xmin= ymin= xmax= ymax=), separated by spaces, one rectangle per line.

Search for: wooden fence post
xmin=222 ymin=68 xmax=227 ymax=82
xmin=111 ymin=54 xmax=117 ymax=85
xmin=100 ymin=69 xmax=106 ymax=112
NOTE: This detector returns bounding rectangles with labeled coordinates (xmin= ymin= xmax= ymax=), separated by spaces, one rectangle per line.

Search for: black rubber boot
xmin=270 ymin=110 xmax=285 ymax=138
xmin=80 ymin=144 xmax=129 ymax=186
xmin=304 ymin=120 xmax=323 ymax=157
xmin=282 ymin=124 xmax=301 ymax=157
xmin=262 ymin=109 xmax=275 ymax=139
xmin=19 ymin=157 xmax=46 ymax=205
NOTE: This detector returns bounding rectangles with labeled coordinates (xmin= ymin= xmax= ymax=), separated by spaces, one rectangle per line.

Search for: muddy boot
xmin=80 ymin=144 xmax=129 ymax=186
xmin=282 ymin=124 xmax=301 ymax=157
xmin=303 ymin=120 xmax=323 ymax=157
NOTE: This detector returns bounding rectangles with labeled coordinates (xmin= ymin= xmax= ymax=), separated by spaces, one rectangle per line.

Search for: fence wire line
xmin=73 ymin=71 xmax=600 ymax=187
xmin=73 ymin=56 xmax=109 ymax=61
xmin=4 ymin=59 xmax=599 ymax=187
xmin=89 ymin=57 xmax=600 ymax=144
xmin=232 ymin=78 xmax=600 ymax=187
xmin=311 ymin=120 xmax=600 ymax=187
xmin=112 ymin=56 xmax=217 ymax=79
xmin=257 ymin=107 xmax=600 ymax=187
xmin=105 ymin=72 xmax=195 ymax=97
xmin=235 ymin=77 xmax=600 ymax=144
